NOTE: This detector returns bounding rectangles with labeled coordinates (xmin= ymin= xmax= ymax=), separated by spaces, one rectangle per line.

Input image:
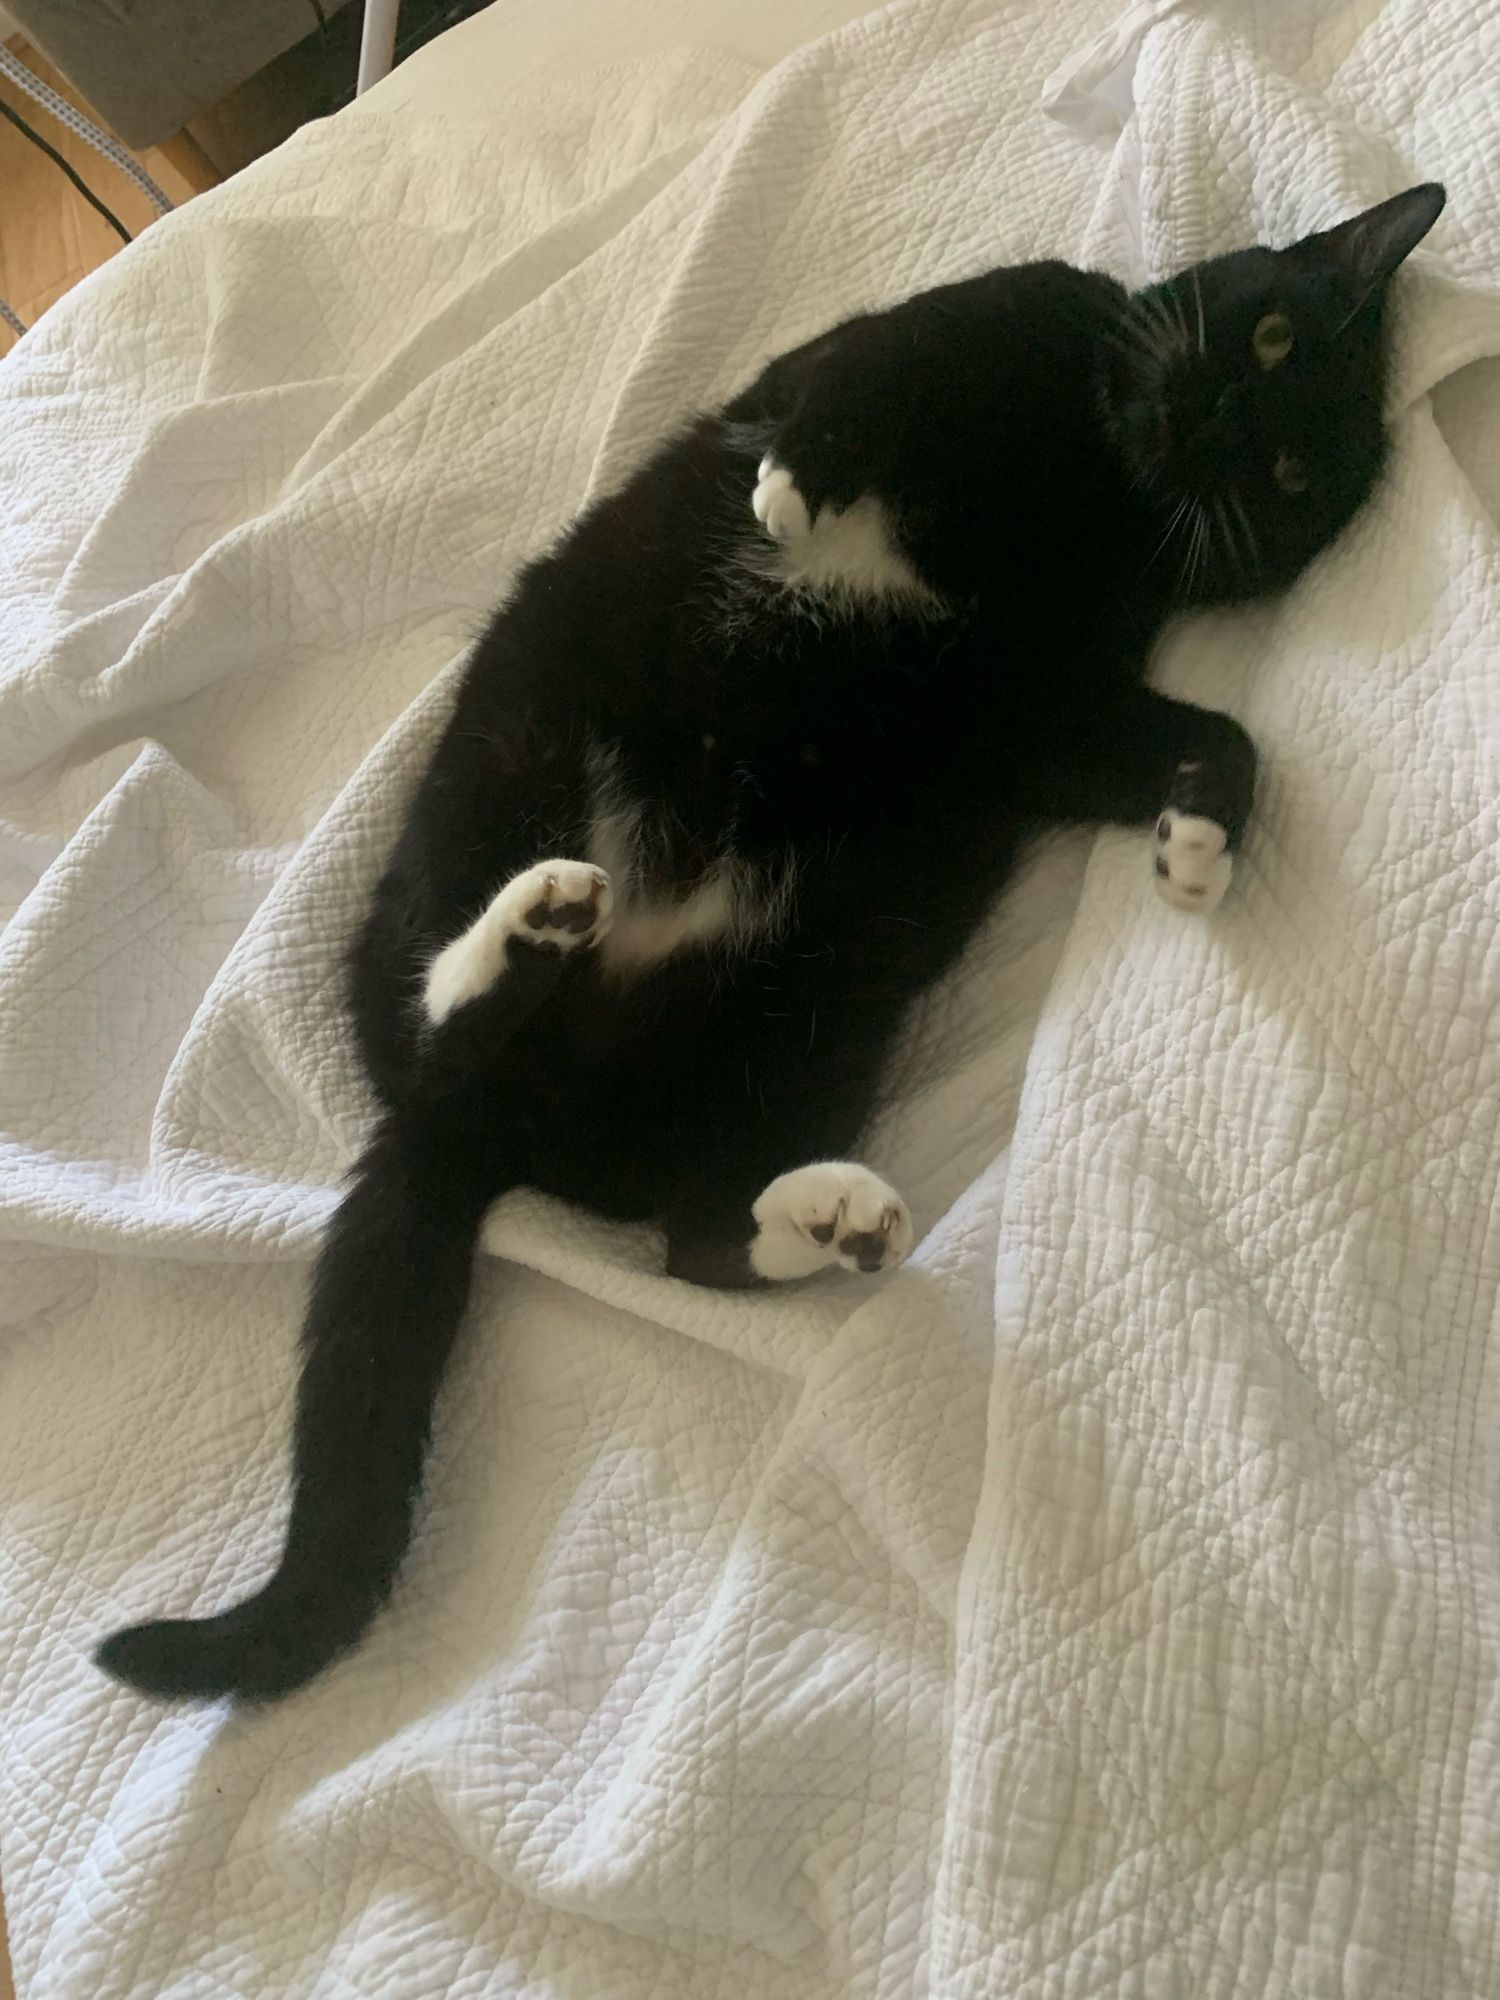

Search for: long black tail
xmin=96 ymin=1115 xmax=506 ymax=1702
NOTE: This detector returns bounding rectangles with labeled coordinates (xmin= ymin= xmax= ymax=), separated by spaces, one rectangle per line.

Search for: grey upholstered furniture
xmin=1 ymin=0 xmax=354 ymax=148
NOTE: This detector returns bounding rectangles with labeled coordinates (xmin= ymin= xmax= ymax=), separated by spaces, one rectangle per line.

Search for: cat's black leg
xmin=1022 ymin=687 xmax=1256 ymax=834
xmin=1150 ymin=734 xmax=1257 ymax=914
xmin=658 ymin=922 xmax=931 ymax=1289
xmin=1022 ymin=687 xmax=1257 ymax=915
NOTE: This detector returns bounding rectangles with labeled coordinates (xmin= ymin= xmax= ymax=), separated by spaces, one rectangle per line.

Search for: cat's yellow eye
xmin=1273 ymin=449 xmax=1309 ymax=494
xmin=1253 ymin=312 xmax=1294 ymax=369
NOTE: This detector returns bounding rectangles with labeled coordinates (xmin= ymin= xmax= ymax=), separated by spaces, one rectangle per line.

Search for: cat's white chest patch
xmin=750 ymin=457 xmax=941 ymax=614
xmin=597 ymin=870 xmax=739 ymax=973
xmin=584 ymin=750 xmax=784 ymax=975
xmin=772 ymin=494 xmax=927 ymax=601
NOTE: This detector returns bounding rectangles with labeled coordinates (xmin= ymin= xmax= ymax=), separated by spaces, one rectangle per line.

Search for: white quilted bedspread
xmin=3 ymin=1 xmax=1500 ymax=1994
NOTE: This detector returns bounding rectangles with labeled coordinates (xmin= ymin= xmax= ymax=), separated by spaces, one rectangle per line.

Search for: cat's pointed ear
xmin=1293 ymin=183 xmax=1446 ymax=296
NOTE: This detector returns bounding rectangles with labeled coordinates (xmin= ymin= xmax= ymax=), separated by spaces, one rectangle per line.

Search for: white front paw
xmin=749 ymin=1161 xmax=913 ymax=1281
xmin=1154 ymin=809 xmax=1232 ymax=915
xmin=752 ymin=456 xmax=811 ymax=543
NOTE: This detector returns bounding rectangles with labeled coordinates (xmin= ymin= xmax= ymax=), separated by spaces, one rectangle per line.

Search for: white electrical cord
xmin=0 ymin=44 xmax=173 ymax=215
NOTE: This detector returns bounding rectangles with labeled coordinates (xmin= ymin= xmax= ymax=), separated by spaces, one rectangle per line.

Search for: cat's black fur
xmin=97 ymin=184 xmax=1443 ymax=1702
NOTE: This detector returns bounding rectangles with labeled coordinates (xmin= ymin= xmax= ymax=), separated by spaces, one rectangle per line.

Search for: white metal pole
xmin=357 ymin=0 xmax=401 ymax=93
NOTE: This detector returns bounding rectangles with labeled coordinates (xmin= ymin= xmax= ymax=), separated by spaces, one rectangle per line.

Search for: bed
xmin=2 ymin=0 xmax=1499 ymax=1994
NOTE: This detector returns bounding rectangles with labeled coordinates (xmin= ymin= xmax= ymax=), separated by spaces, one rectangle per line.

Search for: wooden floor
xmin=0 ymin=46 xmax=220 ymax=352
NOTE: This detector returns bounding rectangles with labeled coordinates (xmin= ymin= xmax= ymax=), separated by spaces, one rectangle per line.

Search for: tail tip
xmin=94 ymin=1611 xmax=321 ymax=1704
xmin=94 ymin=1618 xmax=242 ymax=1702
xmin=95 ymin=1591 xmax=368 ymax=1705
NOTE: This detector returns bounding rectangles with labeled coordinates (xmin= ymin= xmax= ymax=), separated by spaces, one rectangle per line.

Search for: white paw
xmin=749 ymin=1161 xmax=913 ymax=1282
xmin=424 ymin=860 xmax=613 ymax=1023
xmin=752 ymin=456 xmax=811 ymax=543
xmin=1153 ymin=809 xmax=1232 ymax=915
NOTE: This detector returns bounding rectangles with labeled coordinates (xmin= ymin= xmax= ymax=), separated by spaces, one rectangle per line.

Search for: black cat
xmin=97 ymin=182 xmax=1444 ymax=1702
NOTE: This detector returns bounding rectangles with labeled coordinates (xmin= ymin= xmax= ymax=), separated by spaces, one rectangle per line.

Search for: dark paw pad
xmin=517 ymin=863 xmax=613 ymax=950
xmin=838 ymin=1229 xmax=891 ymax=1274
xmin=525 ymin=891 xmax=601 ymax=935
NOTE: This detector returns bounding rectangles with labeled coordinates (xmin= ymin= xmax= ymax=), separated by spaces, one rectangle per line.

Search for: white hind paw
xmin=749 ymin=1161 xmax=913 ymax=1282
xmin=424 ymin=860 xmax=613 ymax=1023
xmin=752 ymin=456 xmax=811 ymax=543
xmin=1153 ymin=809 xmax=1232 ymax=915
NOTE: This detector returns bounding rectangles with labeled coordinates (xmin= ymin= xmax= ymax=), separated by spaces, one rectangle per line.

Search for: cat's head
xmin=1105 ymin=183 xmax=1445 ymax=605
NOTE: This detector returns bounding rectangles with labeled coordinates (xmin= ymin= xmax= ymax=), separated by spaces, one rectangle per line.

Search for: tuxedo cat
xmin=97 ymin=182 xmax=1444 ymax=1702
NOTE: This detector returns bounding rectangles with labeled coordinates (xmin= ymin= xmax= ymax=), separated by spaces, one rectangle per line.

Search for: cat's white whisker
xmin=1213 ymin=495 xmax=1247 ymax=585
xmin=1219 ymin=493 xmax=1257 ymax=586
xmin=1229 ymin=489 xmax=1262 ymax=580
xmin=1182 ymin=503 xmax=1210 ymax=597
xmin=1146 ymin=495 xmax=1191 ymax=572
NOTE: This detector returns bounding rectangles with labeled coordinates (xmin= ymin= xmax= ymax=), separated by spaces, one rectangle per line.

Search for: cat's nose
xmin=1182 ymin=414 xmax=1236 ymax=482
xmin=1177 ymin=386 xmax=1245 ymax=479
xmin=1167 ymin=378 xmax=1228 ymax=449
